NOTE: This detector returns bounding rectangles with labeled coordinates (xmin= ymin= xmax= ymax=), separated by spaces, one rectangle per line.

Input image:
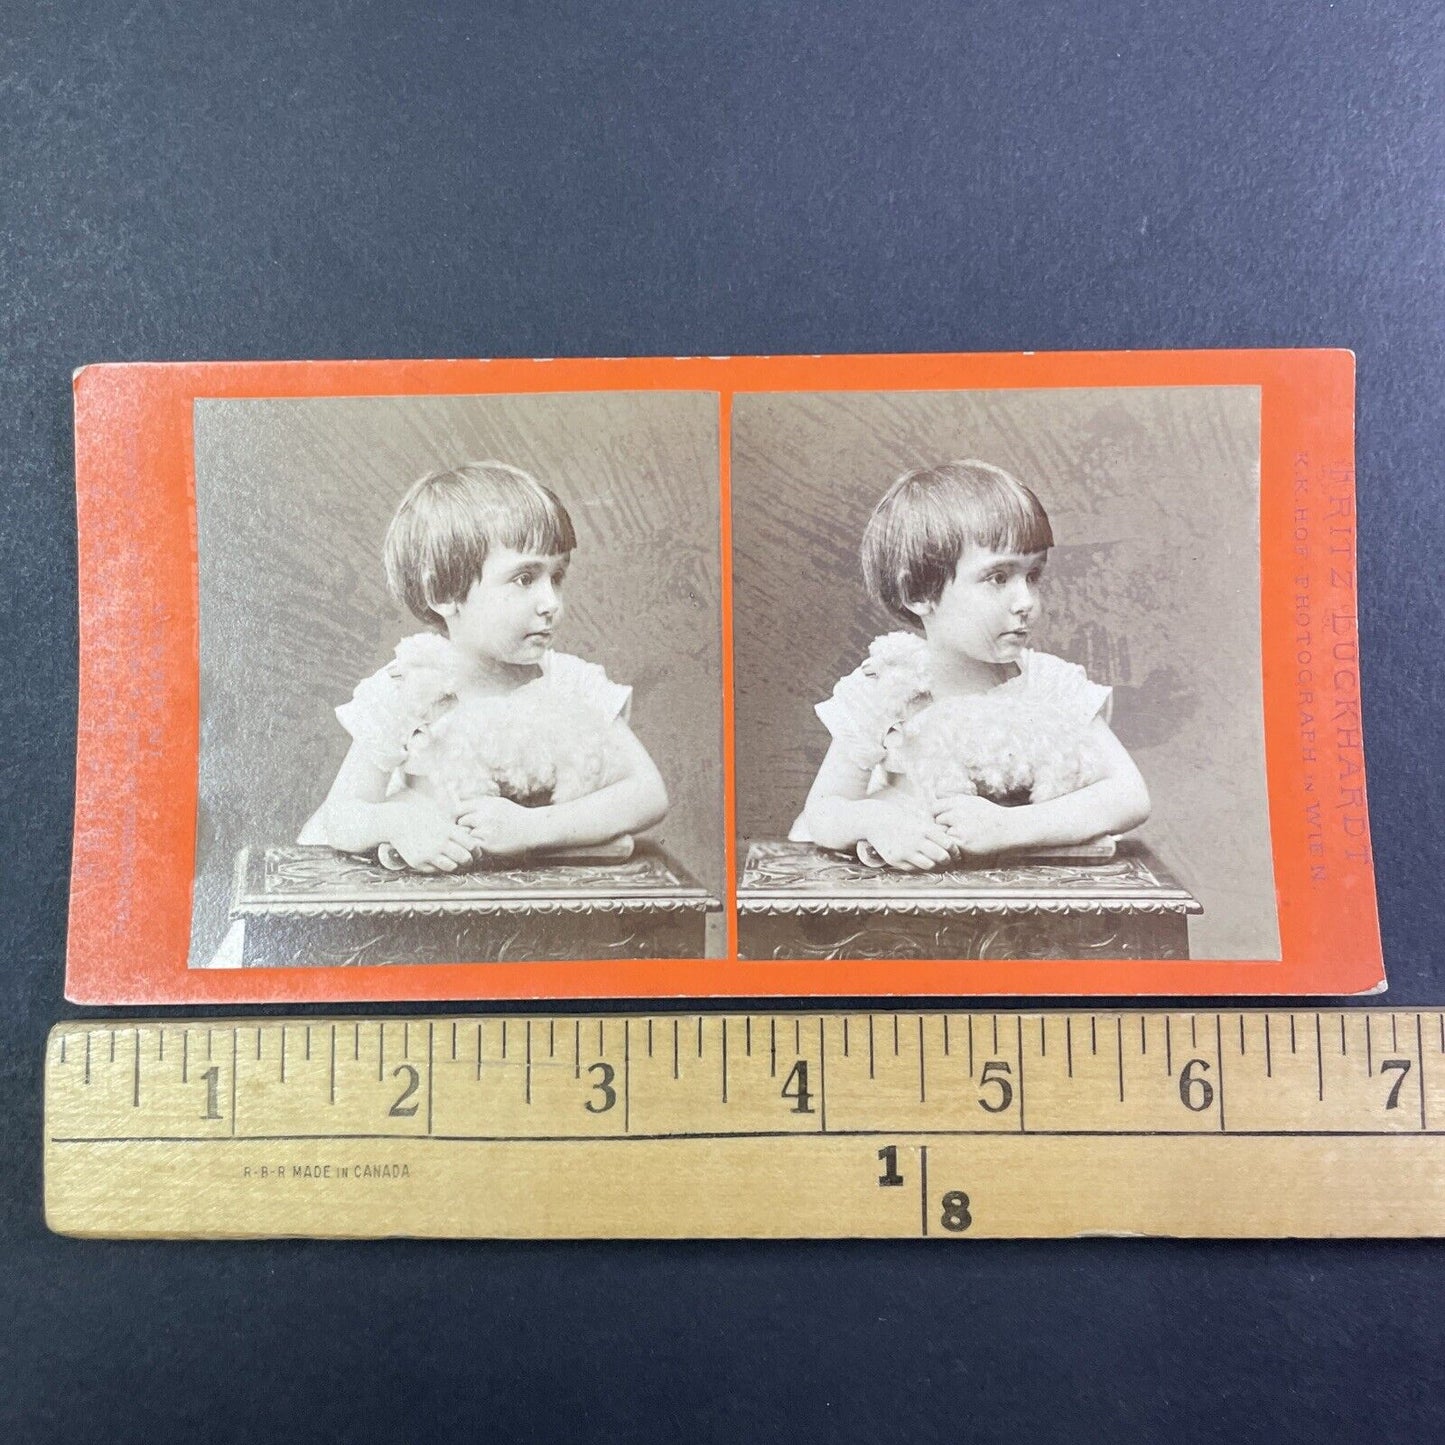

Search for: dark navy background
xmin=4 ymin=2 xmax=1442 ymax=1439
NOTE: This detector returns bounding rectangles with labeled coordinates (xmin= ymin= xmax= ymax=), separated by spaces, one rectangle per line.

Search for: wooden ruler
xmin=44 ymin=1009 xmax=1445 ymax=1239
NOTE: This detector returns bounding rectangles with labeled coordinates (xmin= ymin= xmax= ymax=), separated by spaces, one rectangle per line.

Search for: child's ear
xmin=898 ymin=572 xmax=933 ymax=619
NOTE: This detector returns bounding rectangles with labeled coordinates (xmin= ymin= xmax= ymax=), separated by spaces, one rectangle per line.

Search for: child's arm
xmin=934 ymin=716 xmax=1151 ymax=856
xmin=457 ymin=719 xmax=668 ymax=856
xmin=317 ymin=742 xmax=477 ymax=873
xmin=802 ymin=740 xmax=955 ymax=871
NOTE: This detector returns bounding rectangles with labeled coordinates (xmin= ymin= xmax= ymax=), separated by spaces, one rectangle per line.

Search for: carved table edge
xmin=233 ymin=895 xmax=723 ymax=920
xmin=736 ymin=897 xmax=1202 ymax=917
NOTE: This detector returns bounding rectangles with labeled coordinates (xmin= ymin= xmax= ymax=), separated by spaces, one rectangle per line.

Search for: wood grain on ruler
xmin=44 ymin=1011 xmax=1445 ymax=1239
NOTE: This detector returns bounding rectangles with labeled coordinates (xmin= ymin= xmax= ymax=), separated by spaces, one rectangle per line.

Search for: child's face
xmin=916 ymin=542 xmax=1047 ymax=666
xmin=441 ymin=546 xmax=569 ymax=667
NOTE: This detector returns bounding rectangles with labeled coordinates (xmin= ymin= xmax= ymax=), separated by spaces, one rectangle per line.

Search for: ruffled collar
xmin=864 ymin=630 xmax=1032 ymax=716
xmin=390 ymin=632 xmax=550 ymax=718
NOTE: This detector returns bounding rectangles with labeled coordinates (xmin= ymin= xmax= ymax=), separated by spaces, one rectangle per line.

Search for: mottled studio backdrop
xmin=189 ymin=392 xmax=723 ymax=968
xmin=732 ymin=387 xmax=1277 ymax=961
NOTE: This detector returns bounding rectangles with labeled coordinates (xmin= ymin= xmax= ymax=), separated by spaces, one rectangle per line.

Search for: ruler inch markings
xmin=47 ymin=1009 xmax=1445 ymax=1241
xmin=1418 ymin=1012 xmax=1428 ymax=1131
xmin=1216 ymin=1014 xmax=1227 ymax=1132
xmin=57 ymin=1125 xmax=1445 ymax=1145
xmin=1016 ymin=1015 xmax=1026 ymax=1134
xmin=818 ymin=1016 xmax=827 ymax=1133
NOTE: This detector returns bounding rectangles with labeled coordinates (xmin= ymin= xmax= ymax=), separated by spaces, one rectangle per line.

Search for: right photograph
xmin=731 ymin=386 xmax=1278 ymax=963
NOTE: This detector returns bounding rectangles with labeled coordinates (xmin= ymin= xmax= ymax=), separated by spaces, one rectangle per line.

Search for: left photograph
xmin=189 ymin=391 xmax=725 ymax=967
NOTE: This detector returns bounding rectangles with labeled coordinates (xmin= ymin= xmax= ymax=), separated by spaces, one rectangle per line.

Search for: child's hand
xmin=388 ymin=794 xmax=477 ymax=873
xmin=932 ymin=794 xmax=1017 ymax=858
xmin=863 ymin=802 xmax=955 ymax=871
xmin=456 ymin=796 xmax=541 ymax=859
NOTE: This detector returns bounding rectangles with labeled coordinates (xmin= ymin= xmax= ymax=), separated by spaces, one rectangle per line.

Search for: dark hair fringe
xmin=383 ymin=461 xmax=577 ymax=626
xmin=861 ymin=460 xmax=1053 ymax=627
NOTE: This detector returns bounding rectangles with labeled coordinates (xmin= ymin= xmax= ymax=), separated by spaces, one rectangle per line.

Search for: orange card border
xmin=65 ymin=351 xmax=1383 ymax=1004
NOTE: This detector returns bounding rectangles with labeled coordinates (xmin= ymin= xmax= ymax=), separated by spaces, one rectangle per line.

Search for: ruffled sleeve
xmin=334 ymin=633 xmax=456 ymax=773
xmin=1019 ymin=650 xmax=1113 ymax=728
xmin=815 ymin=632 xmax=928 ymax=773
xmin=544 ymin=651 xmax=633 ymax=723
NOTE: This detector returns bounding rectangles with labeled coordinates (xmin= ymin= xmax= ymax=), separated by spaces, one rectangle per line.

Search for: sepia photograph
xmin=188 ymin=390 xmax=725 ymax=968
xmin=65 ymin=351 xmax=1378 ymax=1003
xmin=731 ymin=386 xmax=1277 ymax=963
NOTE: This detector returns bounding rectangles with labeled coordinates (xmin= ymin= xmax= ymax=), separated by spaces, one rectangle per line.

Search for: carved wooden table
xmin=737 ymin=839 xmax=1201 ymax=961
xmin=229 ymin=844 xmax=722 ymax=966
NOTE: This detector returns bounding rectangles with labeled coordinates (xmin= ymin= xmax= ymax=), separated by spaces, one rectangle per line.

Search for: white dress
xmin=299 ymin=632 xmax=632 ymax=843
xmin=790 ymin=631 xmax=1112 ymax=842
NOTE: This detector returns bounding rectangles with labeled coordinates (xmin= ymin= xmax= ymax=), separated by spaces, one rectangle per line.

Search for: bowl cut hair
xmin=384 ymin=461 xmax=578 ymax=626
xmin=861 ymin=460 xmax=1054 ymax=627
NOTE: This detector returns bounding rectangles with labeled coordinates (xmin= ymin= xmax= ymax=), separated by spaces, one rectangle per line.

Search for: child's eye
xmin=515 ymin=571 xmax=536 ymax=587
xmin=1028 ymin=569 xmax=1044 ymax=585
xmin=987 ymin=572 xmax=1008 ymax=586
